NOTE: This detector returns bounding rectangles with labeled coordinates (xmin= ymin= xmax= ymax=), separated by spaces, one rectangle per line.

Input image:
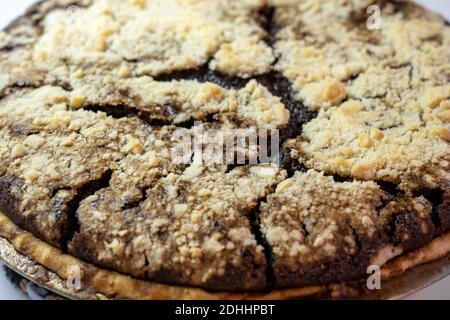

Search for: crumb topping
xmin=278 ymin=1 xmax=450 ymax=190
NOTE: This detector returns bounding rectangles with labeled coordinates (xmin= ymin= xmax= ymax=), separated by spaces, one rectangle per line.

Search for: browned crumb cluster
xmin=0 ymin=0 xmax=448 ymax=291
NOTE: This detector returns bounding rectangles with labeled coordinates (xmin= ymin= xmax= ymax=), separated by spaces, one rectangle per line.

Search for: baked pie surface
xmin=0 ymin=0 xmax=449 ymax=296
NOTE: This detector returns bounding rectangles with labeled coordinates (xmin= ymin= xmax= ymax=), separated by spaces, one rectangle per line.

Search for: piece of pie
xmin=0 ymin=0 xmax=449 ymax=299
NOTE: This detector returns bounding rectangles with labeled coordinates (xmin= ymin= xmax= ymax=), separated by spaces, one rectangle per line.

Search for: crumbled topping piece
xmin=299 ymin=79 xmax=347 ymax=110
xmin=210 ymin=38 xmax=276 ymax=78
xmin=69 ymin=92 xmax=86 ymax=109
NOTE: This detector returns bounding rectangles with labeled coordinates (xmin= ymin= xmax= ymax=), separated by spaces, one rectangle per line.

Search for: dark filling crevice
xmin=81 ymin=103 xmax=218 ymax=129
xmin=60 ymin=169 xmax=112 ymax=251
xmin=0 ymin=43 xmax=28 ymax=52
xmin=419 ymin=189 xmax=443 ymax=228
xmin=255 ymin=6 xmax=277 ymax=47
xmin=82 ymin=104 xmax=140 ymax=119
xmin=0 ymin=82 xmax=44 ymax=101
xmin=254 ymin=5 xmax=318 ymax=143
xmin=349 ymin=224 xmax=362 ymax=253
xmin=300 ymin=168 xmax=401 ymax=199
xmin=413 ymin=188 xmax=448 ymax=234
xmin=257 ymin=72 xmax=318 ymax=142
xmin=247 ymin=198 xmax=276 ymax=289
xmin=377 ymin=181 xmax=401 ymax=197
xmin=386 ymin=211 xmax=429 ymax=252
xmin=256 ymin=5 xmax=317 ymax=140
xmin=384 ymin=189 xmax=442 ymax=253
xmin=153 ymin=64 xmax=249 ymax=90
xmin=300 ymin=221 xmax=310 ymax=240
xmin=255 ymin=72 xmax=318 ymax=173
xmin=279 ymin=152 xmax=308 ymax=178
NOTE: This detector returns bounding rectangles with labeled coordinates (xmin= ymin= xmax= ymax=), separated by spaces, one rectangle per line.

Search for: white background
xmin=0 ymin=0 xmax=449 ymax=300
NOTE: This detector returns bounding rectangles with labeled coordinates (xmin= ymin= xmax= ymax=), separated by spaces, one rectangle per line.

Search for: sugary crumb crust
xmin=0 ymin=0 xmax=449 ymax=293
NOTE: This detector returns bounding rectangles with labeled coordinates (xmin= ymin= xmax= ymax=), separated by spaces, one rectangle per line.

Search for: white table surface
xmin=0 ymin=0 xmax=449 ymax=300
